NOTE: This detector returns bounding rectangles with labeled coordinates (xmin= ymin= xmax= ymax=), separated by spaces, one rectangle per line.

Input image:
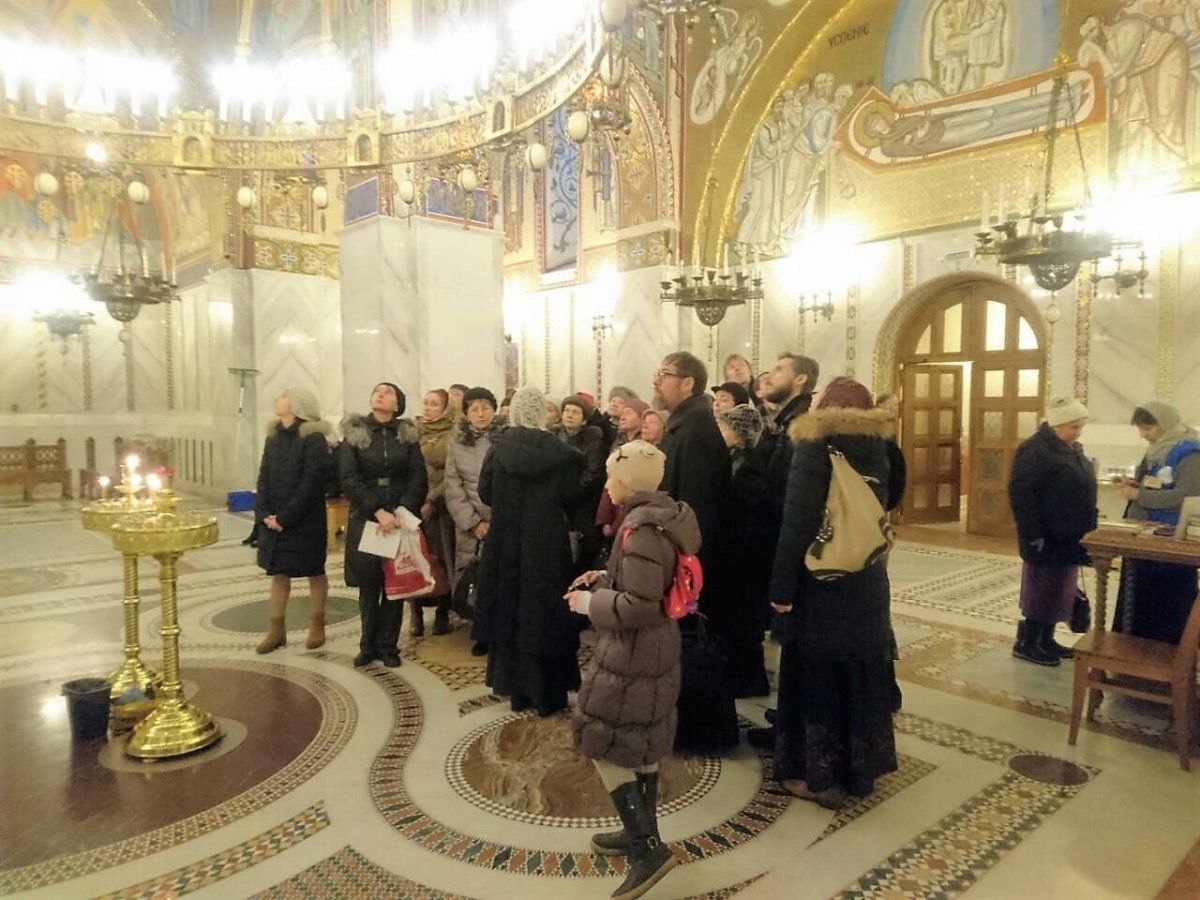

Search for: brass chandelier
xmin=78 ymin=179 xmax=177 ymax=323
xmin=974 ymin=68 xmax=1113 ymax=293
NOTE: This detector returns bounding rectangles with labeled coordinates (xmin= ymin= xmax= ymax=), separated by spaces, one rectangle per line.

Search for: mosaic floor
xmin=1 ymin=498 xmax=1197 ymax=899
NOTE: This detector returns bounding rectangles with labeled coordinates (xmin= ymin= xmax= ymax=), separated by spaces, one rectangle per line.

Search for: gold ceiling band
xmin=0 ymin=36 xmax=602 ymax=171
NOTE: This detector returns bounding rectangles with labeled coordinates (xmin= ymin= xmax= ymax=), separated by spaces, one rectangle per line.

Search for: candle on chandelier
xmin=126 ymin=454 xmax=140 ymax=474
xmin=980 ymin=190 xmax=990 ymax=232
xmin=146 ymin=473 xmax=161 ymax=501
xmin=997 ymin=181 xmax=1006 ymax=222
xmin=98 ymin=475 xmax=110 ymax=500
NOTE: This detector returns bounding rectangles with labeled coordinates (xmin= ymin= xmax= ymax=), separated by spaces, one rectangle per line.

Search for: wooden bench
xmin=0 ymin=438 xmax=72 ymax=501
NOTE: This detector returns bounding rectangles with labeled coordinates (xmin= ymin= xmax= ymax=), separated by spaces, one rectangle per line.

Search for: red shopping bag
xmin=383 ymin=527 xmax=437 ymax=600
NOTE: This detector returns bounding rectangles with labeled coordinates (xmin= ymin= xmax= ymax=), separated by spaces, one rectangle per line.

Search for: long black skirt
xmin=1113 ymin=559 xmax=1198 ymax=644
xmin=486 ymin=642 xmax=580 ymax=716
xmin=774 ymin=644 xmax=899 ymax=798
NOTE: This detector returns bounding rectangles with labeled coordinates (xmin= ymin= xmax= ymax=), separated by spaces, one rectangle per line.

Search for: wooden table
xmin=1080 ymin=529 xmax=1200 ymax=631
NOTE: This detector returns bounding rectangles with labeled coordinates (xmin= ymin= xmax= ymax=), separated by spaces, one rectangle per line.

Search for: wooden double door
xmin=897 ymin=282 xmax=1047 ymax=538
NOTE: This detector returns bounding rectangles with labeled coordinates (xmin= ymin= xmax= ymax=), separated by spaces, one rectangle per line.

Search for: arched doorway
xmin=891 ymin=277 xmax=1047 ymax=538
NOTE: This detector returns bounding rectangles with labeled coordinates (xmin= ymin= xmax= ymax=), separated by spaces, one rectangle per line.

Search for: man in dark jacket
xmin=750 ymin=352 xmax=818 ymax=747
xmin=761 ymin=353 xmax=820 ymax=506
xmin=653 ymin=350 xmax=730 ymax=568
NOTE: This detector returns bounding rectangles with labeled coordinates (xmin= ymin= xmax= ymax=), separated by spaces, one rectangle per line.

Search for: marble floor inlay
xmin=3 ymin=501 xmax=1198 ymax=899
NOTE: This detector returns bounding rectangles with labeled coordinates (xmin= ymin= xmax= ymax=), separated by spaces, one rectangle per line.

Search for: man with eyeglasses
xmin=652 ymin=351 xmax=730 ymax=576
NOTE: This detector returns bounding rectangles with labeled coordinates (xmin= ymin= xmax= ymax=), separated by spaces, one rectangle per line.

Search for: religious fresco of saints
xmin=1078 ymin=4 xmax=1195 ymax=176
xmin=733 ymin=74 xmax=856 ymax=254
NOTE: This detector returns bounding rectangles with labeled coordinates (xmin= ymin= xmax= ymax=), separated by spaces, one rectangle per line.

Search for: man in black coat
xmin=760 ymin=353 xmax=820 ymax=508
xmin=654 ymin=350 xmax=730 ymax=567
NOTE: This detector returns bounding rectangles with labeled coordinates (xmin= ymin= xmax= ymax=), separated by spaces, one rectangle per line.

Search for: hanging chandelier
xmin=625 ymin=0 xmax=721 ymax=32
xmin=75 ymin=178 xmax=177 ymax=323
xmin=974 ymin=67 xmax=1112 ymax=292
xmin=15 ymin=271 xmax=95 ymax=353
xmin=660 ymin=244 xmax=763 ymax=326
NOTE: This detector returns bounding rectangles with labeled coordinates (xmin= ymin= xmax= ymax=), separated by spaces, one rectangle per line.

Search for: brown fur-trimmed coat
xmin=574 ymin=491 xmax=701 ymax=768
xmin=768 ymin=405 xmax=903 ymax=658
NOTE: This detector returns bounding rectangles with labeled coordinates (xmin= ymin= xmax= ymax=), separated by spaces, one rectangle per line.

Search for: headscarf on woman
xmin=1136 ymin=401 xmax=1199 ymax=467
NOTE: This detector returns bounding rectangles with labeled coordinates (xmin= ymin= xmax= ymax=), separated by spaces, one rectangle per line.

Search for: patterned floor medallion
xmin=0 ymin=661 xmax=356 ymax=895
xmin=258 ymin=846 xmax=472 ymax=900
xmin=447 ymin=712 xmax=718 ymax=826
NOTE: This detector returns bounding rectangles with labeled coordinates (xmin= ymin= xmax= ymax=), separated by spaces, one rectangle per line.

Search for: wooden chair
xmin=1068 ymin=595 xmax=1200 ymax=771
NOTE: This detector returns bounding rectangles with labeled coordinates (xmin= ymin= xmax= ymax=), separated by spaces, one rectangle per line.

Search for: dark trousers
xmin=354 ymin=549 xmax=403 ymax=655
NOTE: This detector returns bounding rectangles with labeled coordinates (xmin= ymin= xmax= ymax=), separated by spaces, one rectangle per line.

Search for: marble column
xmin=339 ymin=217 xmax=504 ymax=412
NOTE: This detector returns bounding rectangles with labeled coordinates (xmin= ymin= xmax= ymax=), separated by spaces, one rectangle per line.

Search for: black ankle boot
xmin=608 ymin=778 xmax=677 ymax=900
xmin=1013 ymin=620 xmax=1060 ymax=667
xmin=1040 ymin=623 xmax=1075 ymax=659
xmin=591 ymin=772 xmax=658 ymax=856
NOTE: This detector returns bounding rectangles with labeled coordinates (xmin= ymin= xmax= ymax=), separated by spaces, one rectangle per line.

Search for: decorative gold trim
xmin=1156 ymin=245 xmax=1179 ymax=402
xmin=0 ymin=38 xmax=602 ymax=170
xmin=1073 ymin=274 xmax=1092 ymax=405
xmin=543 ymin=297 xmax=551 ymax=395
xmin=81 ymin=325 xmax=93 ymax=412
xmin=251 ymin=239 xmax=339 ymax=279
xmin=902 ymin=242 xmax=915 ymax=294
xmin=750 ymin=296 xmax=762 ymax=374
xmin=164 ymin=301 xmax=175 ymax=411
xmin=845 ymin=284 xmax=859 ymax=379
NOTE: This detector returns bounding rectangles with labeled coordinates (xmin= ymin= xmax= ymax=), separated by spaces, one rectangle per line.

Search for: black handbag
xmin=1069 ymin=588 xmax=1092 ymax=633
xmin=451 ymin=546 xmax=481 ymax=620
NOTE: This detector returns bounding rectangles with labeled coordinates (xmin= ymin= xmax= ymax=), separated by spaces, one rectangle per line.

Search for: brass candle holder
xmin=80 ymin=477 xmax=163 ymax=701
xmin=111 ymin=490 xmax=222 ymax=759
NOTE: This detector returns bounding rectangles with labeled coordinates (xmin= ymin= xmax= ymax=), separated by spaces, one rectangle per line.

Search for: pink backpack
xmin=621 ymin=524 xmax=703 ymax=619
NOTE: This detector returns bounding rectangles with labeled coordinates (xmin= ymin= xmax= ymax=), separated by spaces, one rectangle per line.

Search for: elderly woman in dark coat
xmin=472 ymin=387 xmax=584 ymax=716
xmin=1007 ymin=397 xmax=1097 ymax=666
xmin=254 ymin=388 xmax=332 ymax=654
xmin=768 ymin=377 xmax=901 ymax=809
xmin=340 ymin=382 xmax=427 ymax=669
xmin=567 ymin=440 xmax=699 ymax=900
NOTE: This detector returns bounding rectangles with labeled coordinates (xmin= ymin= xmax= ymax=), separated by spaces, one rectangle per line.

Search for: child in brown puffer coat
xmin=565 ymin=440 xmax=700 ymax=900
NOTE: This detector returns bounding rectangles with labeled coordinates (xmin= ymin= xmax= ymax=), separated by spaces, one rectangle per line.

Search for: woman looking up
xmin=340 ymin=382 xmax=427 ymax=668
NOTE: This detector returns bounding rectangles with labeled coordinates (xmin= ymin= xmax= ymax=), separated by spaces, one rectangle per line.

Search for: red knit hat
xmin=817 ymin=376 xmax=874 ymax=411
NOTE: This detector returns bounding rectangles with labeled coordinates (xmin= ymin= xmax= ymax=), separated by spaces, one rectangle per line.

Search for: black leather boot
xmin=1040 ymin=622 xmax=1075 ymax=659
xmin=354 ymin=591 xmax=380 ymax=667
xmin=591 ymin=772 xmax=658 ymax=856
xmin=377 ymin=599 xmax=403 ymax=667
xmin=608 ymin=779 xmax=677 ymax=900
xmin=1012 ymin=620 xmax=1060 ymax=667
xmin=433 ymin=597 xmax=451 ymax=635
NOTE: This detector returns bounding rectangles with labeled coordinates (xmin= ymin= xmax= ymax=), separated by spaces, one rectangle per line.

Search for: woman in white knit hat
xmin=1007 ymin=396 xmax=1097 ymax=666
xmin=254 ymin=388 xmax=333 ymax=654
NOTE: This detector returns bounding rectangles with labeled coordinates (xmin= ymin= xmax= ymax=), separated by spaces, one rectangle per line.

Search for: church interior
xmin=2 ymin=0 xmax=1200 ymax=897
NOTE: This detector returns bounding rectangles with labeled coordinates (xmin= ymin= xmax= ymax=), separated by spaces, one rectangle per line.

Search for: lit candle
xmin=129 ymin=473 xmax=143 ymax=493
xmin=997 ymin=181 xmax=1006 ymax=222
xmin=146 ymin=473 xmax=161 ymax=499
xmin=126 ymin=454 xmax=140 ymax=474
xmin=980 ymin=190 xmax=990 ymax=232
xmin=721 ymin=241 xmax=730 ymax=275
xmin=98 ymin=475 xmax=110 ymax=500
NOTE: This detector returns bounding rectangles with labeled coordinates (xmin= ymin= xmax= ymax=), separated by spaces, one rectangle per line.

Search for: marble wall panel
xmin=339 ymin=217 xmax=421 ymax=414
xmin=250 ymin=269 xmax=343 ymax=435
xmin=413 ymin=219 xmax=505 ymax=396
xmin=1173 ymin=238 xmax=1200 ymax=425
xmin=129 ymin=305 xmax=169 ymax=413
xmin=89 ymin=314 xmax=130 ymax=415
xmin=1088 ymin=284 xmax=1158 ymax=426
xmin=0 ymin=287 xmax=38 ymax=415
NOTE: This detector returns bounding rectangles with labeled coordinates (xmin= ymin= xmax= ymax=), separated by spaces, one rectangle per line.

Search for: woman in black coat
xmin=768 ymin=378 xmax=901 ymax=808
xmin=554 ymin=393 xmax=608 ymax=572
xmin=472 ymin=387 xmax=584 ymax=716
xmin=340 ymin=382 xmax=428 ymax=669
xmin=254 ymin=388 xmax=332 ymax=654
xmin=713 ymin=403 xmax=775 ymax=698
xmin=1007 ymin=397 xmax=1096 ymax=666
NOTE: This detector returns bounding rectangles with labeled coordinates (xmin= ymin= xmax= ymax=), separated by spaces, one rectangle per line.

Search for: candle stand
xmin=111 ymin=489 xmax=221 ymax=759
xmin=81 ymin=480 xmax=162 ymax=701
